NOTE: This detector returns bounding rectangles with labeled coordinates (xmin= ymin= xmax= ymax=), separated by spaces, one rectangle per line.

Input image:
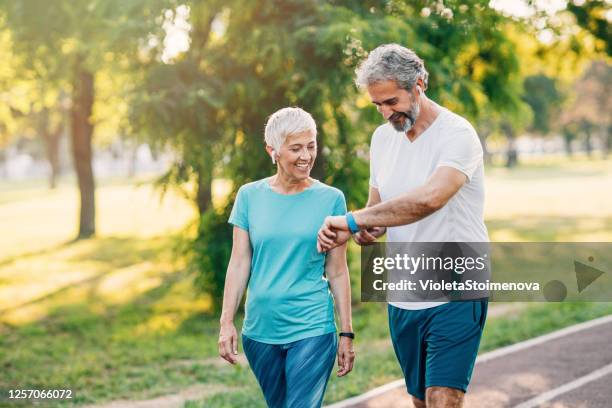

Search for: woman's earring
xmin=270 ymin=149 xmax=276 ymax=164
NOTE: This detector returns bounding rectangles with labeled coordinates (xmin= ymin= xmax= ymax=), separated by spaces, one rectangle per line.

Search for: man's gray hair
xmin=355 ymin=43 xmax=429 ymax=91
xmin=264 ymin=107 xmax=317 ymax=151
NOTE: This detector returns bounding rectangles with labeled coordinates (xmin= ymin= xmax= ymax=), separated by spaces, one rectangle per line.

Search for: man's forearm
xmin=353 ymin=185 xmax=439 ymax=229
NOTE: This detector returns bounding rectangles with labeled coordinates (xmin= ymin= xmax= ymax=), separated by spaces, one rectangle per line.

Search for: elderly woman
xmin=218 ymin=107 xmax=354 ymax=407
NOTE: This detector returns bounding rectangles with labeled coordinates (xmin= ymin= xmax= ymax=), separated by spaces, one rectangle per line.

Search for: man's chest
xmin=375 ymin=141 xmax=441 ymax=201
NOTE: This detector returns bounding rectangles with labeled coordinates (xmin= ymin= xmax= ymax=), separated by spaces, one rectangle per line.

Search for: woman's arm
xmin=326 ymin=243 xmax=355 ymax=376
xmin=218 ymin=226 xmax=252 ymax=364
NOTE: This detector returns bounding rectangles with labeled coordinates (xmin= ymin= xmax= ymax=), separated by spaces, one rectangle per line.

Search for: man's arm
xmin=353 ymin=166 xmax=467 ymax=229
xmin=317 ymin=166 xmax=467 ymax=252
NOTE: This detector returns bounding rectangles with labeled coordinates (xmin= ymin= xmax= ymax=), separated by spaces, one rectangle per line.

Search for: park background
xmin=0 ymin=0 xmax=610 ymax=407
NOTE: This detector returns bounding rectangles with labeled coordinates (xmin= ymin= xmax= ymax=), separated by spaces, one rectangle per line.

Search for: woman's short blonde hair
xmin=264 ymin=107 xmax=317 ymax=151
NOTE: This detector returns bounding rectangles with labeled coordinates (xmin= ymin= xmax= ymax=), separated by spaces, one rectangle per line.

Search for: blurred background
xmin=0 ymin=0 xmax=610 ymax=407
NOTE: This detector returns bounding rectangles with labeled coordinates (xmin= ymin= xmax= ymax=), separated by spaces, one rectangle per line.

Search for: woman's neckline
xmin=264 ymin=177 xmax=319 ymax=196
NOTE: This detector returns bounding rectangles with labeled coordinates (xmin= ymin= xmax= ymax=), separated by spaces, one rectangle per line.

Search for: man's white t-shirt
xmin=369 ymin=107 xmax=489 ymax=310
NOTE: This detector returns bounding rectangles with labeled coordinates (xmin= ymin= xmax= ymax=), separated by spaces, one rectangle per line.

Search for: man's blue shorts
xmin=388 ymin=299 xmax=488 ymax=401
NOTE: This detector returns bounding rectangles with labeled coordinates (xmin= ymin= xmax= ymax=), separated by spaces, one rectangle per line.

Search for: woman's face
xmin=273 ymin=130 xmax=317 ymax=181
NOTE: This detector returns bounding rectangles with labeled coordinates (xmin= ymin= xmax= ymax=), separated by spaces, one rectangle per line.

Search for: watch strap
xmin=339 ymin=332 xmax=355 ymax=339
xmin=345 ymin=212 xmax=360 ymax=234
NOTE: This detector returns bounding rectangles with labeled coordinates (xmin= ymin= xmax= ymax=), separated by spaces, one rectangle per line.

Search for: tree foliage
xmin=0 ymin=0 xmax=167 ymax=238
xmin=129 ymin=0 xmax=531 ymax=311
xmin=523 ymin=74 xmax=563 ymax=135
xmin=567 ymin=0 xmax=611 ymax=56
xmin=3 ymin=1 xmax=588 ymax=310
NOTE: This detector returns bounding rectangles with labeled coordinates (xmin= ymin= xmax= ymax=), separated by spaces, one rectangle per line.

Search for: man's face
xmin=367 ymin=80 xmax=420 ymax=133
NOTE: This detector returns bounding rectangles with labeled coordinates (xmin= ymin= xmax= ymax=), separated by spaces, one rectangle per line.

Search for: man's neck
xmin=406 ymin=97 xmax=441 ymax=142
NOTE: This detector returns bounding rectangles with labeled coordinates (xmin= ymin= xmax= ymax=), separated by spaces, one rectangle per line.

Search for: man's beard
xmin=389 ymin=102 xmax=420 ymax=133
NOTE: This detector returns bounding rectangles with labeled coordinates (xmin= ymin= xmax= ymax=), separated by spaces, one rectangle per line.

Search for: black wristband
xmin=339 ymin=332 xmax=355 ymax=339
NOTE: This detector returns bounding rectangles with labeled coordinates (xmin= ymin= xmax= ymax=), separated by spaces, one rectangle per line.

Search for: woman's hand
xmin=352 ymin=226 xmax=386 ymax=246
xmin=317 ymin=216 xmax=353 ymax=253
xmin=336 ymin=336 xmax=355 ymax=377
xmin=218 ymin=322 xmax=239 ymax=364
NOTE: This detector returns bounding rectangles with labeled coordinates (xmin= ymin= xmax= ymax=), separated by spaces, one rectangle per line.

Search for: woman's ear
xmin=265 ymin=145 xmax=276 ymax=164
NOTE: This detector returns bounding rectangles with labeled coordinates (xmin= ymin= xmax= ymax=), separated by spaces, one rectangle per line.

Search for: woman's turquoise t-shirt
xmin=228 ymin=178 xmax=347 ymax=344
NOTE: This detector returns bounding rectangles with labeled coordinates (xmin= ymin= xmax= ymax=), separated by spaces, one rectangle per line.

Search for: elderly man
xmin=317 ymin=44 xmax=489 ymax=408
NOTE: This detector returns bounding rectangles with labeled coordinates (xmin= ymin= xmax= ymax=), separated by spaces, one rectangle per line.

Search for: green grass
xmin=1 ymin=158 xmax=611 ymax=407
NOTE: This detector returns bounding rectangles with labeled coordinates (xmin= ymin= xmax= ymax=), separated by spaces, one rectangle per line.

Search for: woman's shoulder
xmin=237 ymin=178 xmax=269 ymax=193
xmin=312 ymin=180 xmax=345 ymax=200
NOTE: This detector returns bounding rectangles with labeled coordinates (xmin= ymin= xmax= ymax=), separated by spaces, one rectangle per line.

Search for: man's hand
xmin=218 ymin=322 xmax=239 ymax=364
xmin=317 ymin=216 xmax=352 ymax=253
xmin=353 ymin=226 xmax=386 ymax=246
xmin=336 ymin=336 xmax=355 ymax=377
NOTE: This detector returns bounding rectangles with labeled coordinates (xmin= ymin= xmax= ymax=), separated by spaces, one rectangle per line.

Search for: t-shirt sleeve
xmin=228 ymin=186 xmax=249 ymax=231
xmin=332 ymin=191 xmax=348 ymax=216
xmin=436 ymin=127 xmax=483 ymax=182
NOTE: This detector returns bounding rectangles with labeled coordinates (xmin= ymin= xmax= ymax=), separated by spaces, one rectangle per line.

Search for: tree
xmin=0 ymin=20 xmax=74 ymax=189
xmin=1 ymin=24 xmax=66 ymax=186
xmin=0 ymin=23 xmax=24 ymax=149
xmin=561 ymin=60 xmax=612 ymax=157
xmin=130 ymin=0 xmax=530 ymax=311
xmin=20 ymin=94 xmax=69 ymax=189
xmin=523 ymin=74 xmax=563 ymax=135
xmin=0 ymin=0 xmax=167 ymax=238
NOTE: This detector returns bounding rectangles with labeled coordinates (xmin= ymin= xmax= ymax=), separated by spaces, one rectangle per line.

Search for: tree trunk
xmin=563 ymin=131 xmax=574 ymax=157
xmin=196 ymin=172 xmax=212 ymax=216
xmin=195 ymin=146 xmax=214 ymax=216
xmin=127 ymin=143 xmax=138 ymax=178
xmin=44 ymin=117 xmax=63 ymax=189
xmin=70 ymin=60 xmax=96 ymax=239
xmin=38 ymin=107 xmax=63 ymax=189
xmin=478 ymin=131 xmax=492 ymax=165
xmin=601 ymin=123 xmax=610 ymax=159
xmin=47 ymin=126 xmax=62 ymax=189
xmin=190 ymin=4 xmax=219 ymax=216
xmin=506 ymin=143 xmax=518 ymax=168
xmin=501 ymin=123 xmax=518 ymax=168
xmin=581 ymin=121 xmax=593 ymax=158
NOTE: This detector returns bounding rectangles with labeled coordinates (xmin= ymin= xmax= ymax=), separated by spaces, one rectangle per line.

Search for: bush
xmin=193 ymin=205 xmax=233 ymax=314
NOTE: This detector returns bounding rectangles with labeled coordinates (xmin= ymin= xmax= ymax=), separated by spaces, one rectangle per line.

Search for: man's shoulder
xmin=439 ymin=109 xmax=478 ymax=137
xmin=371 ymin=122 xmax=396 ymax=145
